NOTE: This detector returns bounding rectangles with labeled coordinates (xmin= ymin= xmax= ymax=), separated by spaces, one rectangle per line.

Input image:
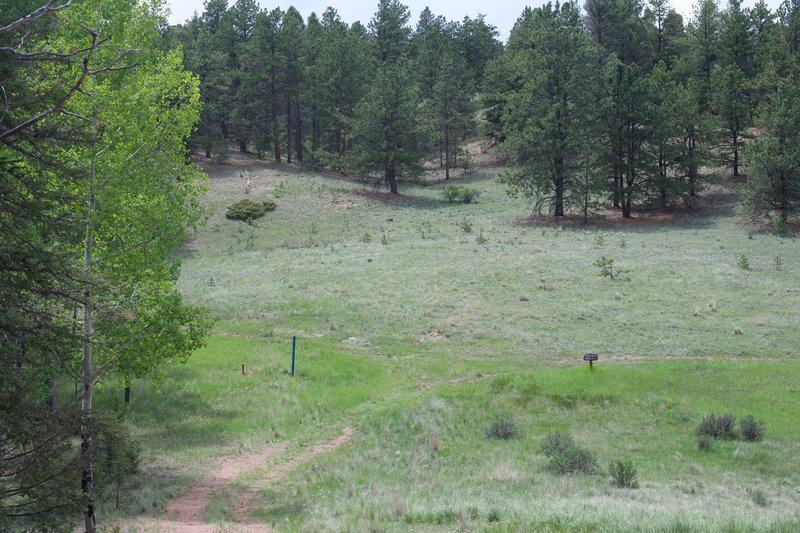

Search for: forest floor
xmin=105 ymin=142 xmax=800 ymax=532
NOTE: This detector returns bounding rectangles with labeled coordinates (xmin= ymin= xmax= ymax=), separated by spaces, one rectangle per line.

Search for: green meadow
xmin=106 ymin=150 xmax=800 ymax=531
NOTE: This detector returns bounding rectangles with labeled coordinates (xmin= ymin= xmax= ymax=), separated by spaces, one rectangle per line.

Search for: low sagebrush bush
xmin=540 ymin=431 xmax=575 ymax=457
xmin=547 ymin=445 xmax=599 ymax=475
xmin=225 ymin=198 xmax=276 ymax=221
xmin=740 ymin=415 xmax=764 ymax=442
xmin=486 ymin=414 xmax=518 ymax=440
xmin=697 ymin=434 xmax=713 ymax=451
xmin=697 ymin=413 xmax=737 ymax=440
xmin=609 ymin=459 xmax=639 ymax=488
xmin=541 ymin=432 xmax=598 ymax=475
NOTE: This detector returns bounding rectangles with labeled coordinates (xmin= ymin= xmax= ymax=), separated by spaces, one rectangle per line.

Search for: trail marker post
xmin=583 ymin=352 xmax=598 ymax=370
xmin=291 ymin=336 xmax=296 ymax=377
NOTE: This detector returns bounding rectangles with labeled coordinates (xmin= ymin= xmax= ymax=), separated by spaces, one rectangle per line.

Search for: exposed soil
xmin=133 ymin=426 xmax=354 ymax=532
xmin=235 ymin=426 xmax=354 ymax=524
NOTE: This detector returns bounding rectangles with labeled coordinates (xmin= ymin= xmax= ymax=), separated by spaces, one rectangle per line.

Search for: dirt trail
xmin=134 ymin=426 xmax=354 ymax=532
xmin=235 ymin=426 xmax=354 ymax=524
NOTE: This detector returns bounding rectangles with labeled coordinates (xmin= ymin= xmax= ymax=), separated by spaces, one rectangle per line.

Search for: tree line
xmin=180 ymin=0 xmax=800 ymax=226
xmin=1 ymin=1 xmax=208 ymax=530
xmin=165 ymin=0 xmax=503 ymax=190
xmin=488 ymin=0 xmax=800 ymax=225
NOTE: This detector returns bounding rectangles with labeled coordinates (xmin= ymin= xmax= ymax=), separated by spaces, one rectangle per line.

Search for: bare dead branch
xmin=0 ymin=85 xmax=7 ymax=123
xmin=0 ymin=1 xmax=73 ymax=35
xmin=60 ymin=109 xmax=91 ymax=122
xmin=0 ymin=32 xmax=137 ymax=142
xmin=0 ymin=46 xmax=92 ymax=61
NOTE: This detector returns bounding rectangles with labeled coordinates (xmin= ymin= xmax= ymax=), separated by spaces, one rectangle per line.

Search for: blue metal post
xmin=291 ymin=336 xmax=296 ymax=376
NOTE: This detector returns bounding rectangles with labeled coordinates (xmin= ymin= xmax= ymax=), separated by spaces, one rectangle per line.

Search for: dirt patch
xmin=235 ymin=426 xmax=354 ymax=524
xmin=134 ymin=427 xmax=354 ymax=532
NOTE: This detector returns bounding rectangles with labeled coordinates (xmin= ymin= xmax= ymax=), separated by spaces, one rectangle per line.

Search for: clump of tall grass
xmin=608 ymin=459 xmax=639 ymax=488
xmin=486 ymin=414 xmax=518 ymax=440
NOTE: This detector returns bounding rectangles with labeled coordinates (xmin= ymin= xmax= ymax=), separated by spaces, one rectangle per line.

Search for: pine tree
xmin=351 ymin=0 xmax=427 ymax=193
xmin=743 ymin=68 xmax=800 ymax=227
xmin=600 ymin=56 xmax=658 ymax=217
xmin=456 ymin=15 xmax=503 ymax=90
xmin=430 ymin=50 xmax=473 ymax=179
xmin=743 ymin=3 xmax=800 ymax=228
xmin=279 ymin=7 xmax=305 ymax=163
xmin=687 ymin=0 xmax=721 ymax=109
xmin=498 ymin=1 xmax=600 ymax=217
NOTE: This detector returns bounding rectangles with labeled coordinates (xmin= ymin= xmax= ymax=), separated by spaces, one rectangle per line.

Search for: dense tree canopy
xmin=1 ymin=1 xmax=208 ymax=530
xmin=483 ymin=0 xmax=800 ymax=222
xmin=174 ymin=0 xmax=502 ymax=192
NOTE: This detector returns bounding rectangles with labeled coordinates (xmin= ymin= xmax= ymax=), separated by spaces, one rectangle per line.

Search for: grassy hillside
xmin=106 ymin=149 xmax=800 ymax=532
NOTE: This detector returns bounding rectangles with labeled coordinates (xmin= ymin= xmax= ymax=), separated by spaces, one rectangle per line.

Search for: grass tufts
xmin=697 ymin=434 xmax=713 ymax=451
xmin=608 ymin=459 xmax=639 ymax=488
xmin=486 ymin=414 xmax=518 ymax=440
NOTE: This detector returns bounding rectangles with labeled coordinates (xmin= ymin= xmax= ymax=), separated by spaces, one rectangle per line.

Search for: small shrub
xmin=547 ymin=445 xmax=599 ymax=475
xmin=381 ymin=234 xmax=389 ymax=245
xmin=774 ymin=256 xmax=783 ymax=270
xmin=487 ymin=509 xmax=501 ymax=523
xmin=609 ymin=459 xmax=639 ymax=488
xmin=442 ymin=184 xmax=464 ymax=202
xmin=619 ymin=237 xmax=627 ymax=248
xmin=737 ymin=254 xmax=750 ymax=270
xmin=362 ymin=232 xmax=372 ymax=243
xmin=594 ymin=235 xmax=605 ymax=246
xmin=475 ymin=229 xmax=487 ymax=244
xmin=457 ymin=218 xmax=473 ymax=234
xmin=593 ymin=256 xmax=614 ymax=279
xmin=540 ymin=431 xmax=575 ymax=458
xmin=697 ymin=413 xmax=737 ymax=440
xmin=697 ymin=435 xmax=713 ymax=451
xmin=460 ymin=187 xmax=479 ymax=204
xmin=225 ymin=198 xmax=276 ymax=221
xmin=540 ymin=432 xmax=598 ymax=475
xmin=486 ymin=414 xmax=518 ymax=440
xmin=739 ymin=415 xmax=764 ymax=442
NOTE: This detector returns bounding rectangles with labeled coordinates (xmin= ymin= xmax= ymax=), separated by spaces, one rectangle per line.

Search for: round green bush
xmin=225 ymin=198 xmax=276 ymax=221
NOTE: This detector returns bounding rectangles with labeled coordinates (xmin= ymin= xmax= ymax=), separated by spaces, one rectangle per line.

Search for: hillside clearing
xmin=106 ymin=149 xmax=800 ymax=532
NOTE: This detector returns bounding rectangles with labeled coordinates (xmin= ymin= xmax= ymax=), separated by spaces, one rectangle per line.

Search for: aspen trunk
xmin=81 ymin=160 xmax=96 ymax=533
